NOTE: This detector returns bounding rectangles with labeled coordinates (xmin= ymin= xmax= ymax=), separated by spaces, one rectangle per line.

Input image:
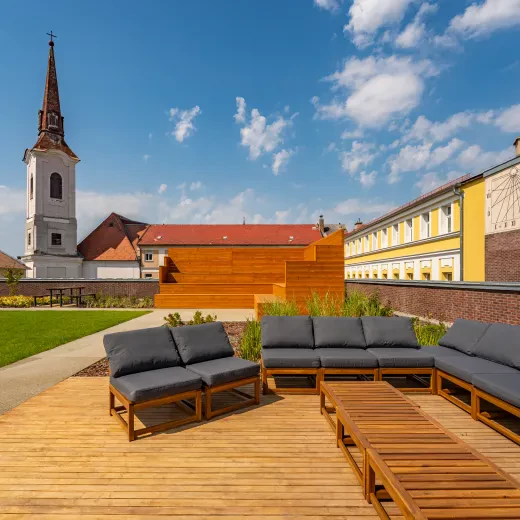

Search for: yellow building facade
xmin=345 ymin=147 xmax=520 ymax=283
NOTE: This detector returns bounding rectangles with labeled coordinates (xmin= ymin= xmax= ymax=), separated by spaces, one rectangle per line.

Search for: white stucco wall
xmin=82 ymin=261 xmax=140 ymax=279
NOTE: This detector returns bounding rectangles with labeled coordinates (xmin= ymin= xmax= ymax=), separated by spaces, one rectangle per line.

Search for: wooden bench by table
xmin=321 ymin=381 xmax=520 ymax=519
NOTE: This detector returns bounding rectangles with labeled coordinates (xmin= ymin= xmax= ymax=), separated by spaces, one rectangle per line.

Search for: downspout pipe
xmin=453 ymin=185 xmax=464 ymax=281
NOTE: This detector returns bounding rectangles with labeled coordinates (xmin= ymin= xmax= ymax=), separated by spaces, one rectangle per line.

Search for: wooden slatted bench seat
xmin=321 ymin=381 xmax=520 ymax=519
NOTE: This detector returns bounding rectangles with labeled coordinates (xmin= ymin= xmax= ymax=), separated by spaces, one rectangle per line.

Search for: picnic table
xmin=45 ymin=286 xmax=92 ymax=307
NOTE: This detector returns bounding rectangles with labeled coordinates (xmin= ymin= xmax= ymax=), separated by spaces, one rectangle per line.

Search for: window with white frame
xmin=364 ymin=235 xmax=370 ymax=251
xmin=420 ymin=212 xmax=431 ymax=239
xmin=392 ymin=224 xmax=399 ymax=245
xmin=357 ymin=239 xmax=362 ymax=254
xmin=144 ymin=252 xmax=153 ymax=262
xmin=405 ymin=219 xmax=413 ymax=243
xmin=381 ymin=228 xmax=388 ymax=248
xmin=372 ymin=232 xmax=378 ymax=250
xmin=441 ymin=205 xmax=452 ymax=234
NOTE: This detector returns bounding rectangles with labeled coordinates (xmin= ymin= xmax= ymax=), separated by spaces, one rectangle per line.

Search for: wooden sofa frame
xmin=436 ymin=369 xmax=520 ymax=445
xmin=109 ymin=384 xmax=202 ymax=442
xmin=204 ymin=375 xmax=260 ymax=420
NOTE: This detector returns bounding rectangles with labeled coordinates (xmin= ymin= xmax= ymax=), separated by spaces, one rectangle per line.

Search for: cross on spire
xmin=46 ymin=31 xmax=57 ymax=46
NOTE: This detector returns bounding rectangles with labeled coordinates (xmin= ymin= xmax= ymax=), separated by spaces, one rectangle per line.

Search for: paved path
xmin=0 ymin=308 xmax=253 ymax=415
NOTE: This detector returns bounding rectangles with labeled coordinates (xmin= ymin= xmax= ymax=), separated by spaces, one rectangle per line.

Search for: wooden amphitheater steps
xmin=154 ymin=293 xmax=257 ymax=309
xmin=159 ymin=283 xmax=274 ymax=294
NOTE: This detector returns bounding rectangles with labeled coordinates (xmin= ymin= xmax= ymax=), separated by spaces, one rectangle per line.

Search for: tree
xmin=4 ymin=268 xmax=23 ymax=296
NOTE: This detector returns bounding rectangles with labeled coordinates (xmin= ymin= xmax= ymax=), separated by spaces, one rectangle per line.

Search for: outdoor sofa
xmin=104 ymin=322 xmax=260 ymax=441
xmin=261 ymin=315 xmax=520 ymax=445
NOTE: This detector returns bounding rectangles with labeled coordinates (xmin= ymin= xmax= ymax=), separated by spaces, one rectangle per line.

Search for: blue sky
xmin=1 ymin=0 xmax=519 ymax=256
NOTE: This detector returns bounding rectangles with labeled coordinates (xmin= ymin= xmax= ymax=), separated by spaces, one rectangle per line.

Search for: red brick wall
xmin=486 ymin=229 xmax=520 ymax=282
xmin=346 ymin=281 xmax=520 ymax=325
xmin=0 ymin=280 xmax=159 ymax=298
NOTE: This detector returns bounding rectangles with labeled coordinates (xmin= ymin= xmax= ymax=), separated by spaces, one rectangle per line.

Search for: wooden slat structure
xmin=1 ymin=378 xmax=520 ymax=518
xmin=321 ymin=381 xmax=520 ymax=519
xmin=155 ymin=230 xmax=345 ymax=314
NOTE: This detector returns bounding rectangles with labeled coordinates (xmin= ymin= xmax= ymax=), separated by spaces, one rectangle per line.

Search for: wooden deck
xmin=0 ymin=377 xmax=519 ymax=519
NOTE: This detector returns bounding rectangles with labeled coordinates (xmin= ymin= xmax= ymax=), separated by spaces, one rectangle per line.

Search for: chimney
xmin=354 ymin=218 xmax=363 ymax=231
xmin=318 ymin=215 xmax=325 ymax=235
xmin=515 ymin=137 xmax=520 ymax=157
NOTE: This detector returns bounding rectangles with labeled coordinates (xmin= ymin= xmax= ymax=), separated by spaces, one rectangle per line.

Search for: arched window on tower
xmin=50 ymin=173 xmax=62 ymax=200
xmin=30 ymin=175 xmax=34 ymax=200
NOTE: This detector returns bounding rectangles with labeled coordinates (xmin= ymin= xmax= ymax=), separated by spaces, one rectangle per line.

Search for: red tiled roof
xmin=78 ymin=213 xmax=148 ymax=261
xmin=345 ymin=173 xmax=475 ymax=238
xmin=138 ymin=224 xmax=322 ymax=246
xmin=0 ymin=250 xmax=27 ymax=271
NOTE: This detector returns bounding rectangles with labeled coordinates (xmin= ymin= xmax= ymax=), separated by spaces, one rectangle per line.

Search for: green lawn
xmin=0 ymin=310 xmax=151 ymax=368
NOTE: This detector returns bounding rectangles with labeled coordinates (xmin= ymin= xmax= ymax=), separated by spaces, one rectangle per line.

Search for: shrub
xmin=164 ymin=310 xmax=217 ymax=328
xmin=239 ymin=318 xmax=262 ymax=361
xmin=306 ymin=291 xmax=343 ymax=316
xmin=261 ymin=298 xmax=299 ymax=316
xmin=342 ymin=290 xmax=393 ymax=317
xmin=0 ymin=295 xmax=33 ymax=308
xmin=3 ymin=268 xmax=23 ymax=296
xmin=84 ymin=295 xmax=153 ymax=309
xmin=413 ymin=319 xmax=447 ymax=346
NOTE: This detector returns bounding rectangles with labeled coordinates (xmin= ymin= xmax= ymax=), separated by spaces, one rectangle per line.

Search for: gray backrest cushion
xmin=104 ymin=326 xmax=181 ymax=378
xmin=361 ymin=316 xmax=419 ymax=348
xmin=473 ymin=323 xmax=520 ymax=369
xmin=261 ymin=316 xmax=314 ymax=349
xmin=439 ymin=319 xmax=490 ymax=355
xmin=312 ymin=317 xmax=366 ymax=349
xmin=170 ymin=322 xmax=234 ymax=365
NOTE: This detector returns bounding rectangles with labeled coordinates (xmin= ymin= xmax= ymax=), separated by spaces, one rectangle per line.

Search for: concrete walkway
xmin=0 ymin=308 xmax=253 ymax=415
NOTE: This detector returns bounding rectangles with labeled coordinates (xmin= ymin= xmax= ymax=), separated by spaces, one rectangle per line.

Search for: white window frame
xmin=405 ymin=219 xmax=413 ymax=243
xmin=420 ymin=212 xmax=431 ymax=239
xmin=381 ymin=228 xmax=388 ymax=248
xmin=372 ymin=232 xmax=378 ymax=251
xmin=392 ymin=224 xmax=399 ymax=245
xmin=364 ymin=235 xmax=370 ymax=252
xmin=144 ymin=252 xmax=153 ymax=262
xmin=440 ymin=204 xmax=452 ymax=234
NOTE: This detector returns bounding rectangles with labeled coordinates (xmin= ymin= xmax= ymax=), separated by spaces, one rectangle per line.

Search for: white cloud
xmin=396 ymin=2 xmax=437 ymax=48
xmin=334 ymin=198 xmax=394 ymax=216
xmin=272 ymin=148 xmax=295 ymax=175
xmin=314 ymin=55 xmax=437 ymax=128
xmin=148 ymin=133 xmax=153 ymax=141
xmin=341 ymin=128 xmax=364 ymax=140
xmin=190 ymin=181 xmax=203 ymax=191
xmin=158 ymin=184 xmax=167 ymax=195
xmin=340 ymin=141 xmax=377 ymax=175
xmin=495 ymin=104 xmax=520 ymax=132
xmin=388 ymin=138 xmax=463 ymax=183
xmin=168 ymin=105 xmax=202 ymax=143
xmin=0 ymin=185 xmax=25 ymax=216
xmin=314 ymin=0 xmax=340 ymax=12
xmin=359 ymin=170 xmax=377 ymax=188
xmin=238 ymin=106 xmax=292 ymax=160
xmin=143 ymin=154 xmax=151 ymax=161
xmin=457 ymin=145 xmax=513 ymax=172
xmin=414 ymin=170 xmax=462 ymax=194
xmin=234 ymin=97 xmax=246 ymax=124
xmin=345 ymin=0 xmax=416 ymax=47
xmin=449 ymin=0 xmax=520 ymax=38
xmin=275 ymin=209 xmax=291 ymax=223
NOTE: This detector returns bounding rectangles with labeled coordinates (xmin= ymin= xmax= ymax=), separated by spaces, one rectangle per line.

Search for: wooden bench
xmin=321 ymin=381 xmax=520 ymax=519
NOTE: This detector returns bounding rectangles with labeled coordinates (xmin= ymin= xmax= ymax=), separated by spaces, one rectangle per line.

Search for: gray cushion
xmin=367 ymin=348 xmax=434 ymax=368
xmin=472 ymin=373 xmax=520 ymax=408
xmin=439 ymin=319 xmax=490 ymax=355
xmin=436 ymin=355 xmax=518 ymax=384
xmin=110 ymin=366 xmax=202 ymax=403
xmin=170 ymin=322 xmax=234 ymax=365
xmin=312 ymin=317 xmax=366 ymax=349
xmin=187 ymin=357 xmax=260 ymax=387
xmin=262 ymin=348 xmax=320 ymax=369
xmin=362 ymin=317 xmax=419 ymax=348
xmin=421 ymin=346 xmax=469 ymax=361
xmin=104 ymin=326 xmax=181 ymax=378
xmin=316 ymin=348 xmax=378 ymax=368
xmin=261 ymin=316 xmax=314 ymax=349
xmin=473 ymin=323 xmax=520 ymax=370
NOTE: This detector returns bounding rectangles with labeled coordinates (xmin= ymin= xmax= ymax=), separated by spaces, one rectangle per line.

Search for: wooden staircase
xmin=154 ymin=230 xmax=345 ymax=314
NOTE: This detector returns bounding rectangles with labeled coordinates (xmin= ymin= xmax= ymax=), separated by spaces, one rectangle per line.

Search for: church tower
xmin=21 ymin=35 xmax=83 ymax=278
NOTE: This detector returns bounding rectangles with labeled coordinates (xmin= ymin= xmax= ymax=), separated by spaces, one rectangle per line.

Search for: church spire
xmin=31 ymin=33 xmax=79 ymax=160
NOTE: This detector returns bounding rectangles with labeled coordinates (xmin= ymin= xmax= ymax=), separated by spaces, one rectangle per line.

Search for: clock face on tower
xmin=486 ymin=165 xmax=520 ymax=234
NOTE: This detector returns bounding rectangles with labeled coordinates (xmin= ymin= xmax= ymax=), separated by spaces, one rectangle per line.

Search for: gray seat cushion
xmin=316 ymin=348 xmax=378 ymax=368
xmin=104 ymin=326 xmax=181 ymax=378
xmin=439 ymin=319 xmax=490 ymax=355
xmin=262 ymin=348 xmax=320 ymax=369
xmin=312 ymin=317 xmax=366 ymax=349
xmin=170 ymin=322 xmax=234 ymax=365
xmin=472 ymin=373 xmax=520 ymax=408
xmin=436 ymin=355 xmax=518 ymax=384
xmin=110 ymin=366 xmax=202 ymax=403
xmin=367 ymin=348 xmax=434 ymax=368
xmin=473 ymin=323 xmax=520 ymax=370
xmin=362 ymin=317 xmax=419 ymax=348
xmin=187 ymin=357 xmax=260 ymax=387
xmin=261 ymin=316 xmax=314 ymax=349
xmin=421 ymin=346 xmax=469 ymax=360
